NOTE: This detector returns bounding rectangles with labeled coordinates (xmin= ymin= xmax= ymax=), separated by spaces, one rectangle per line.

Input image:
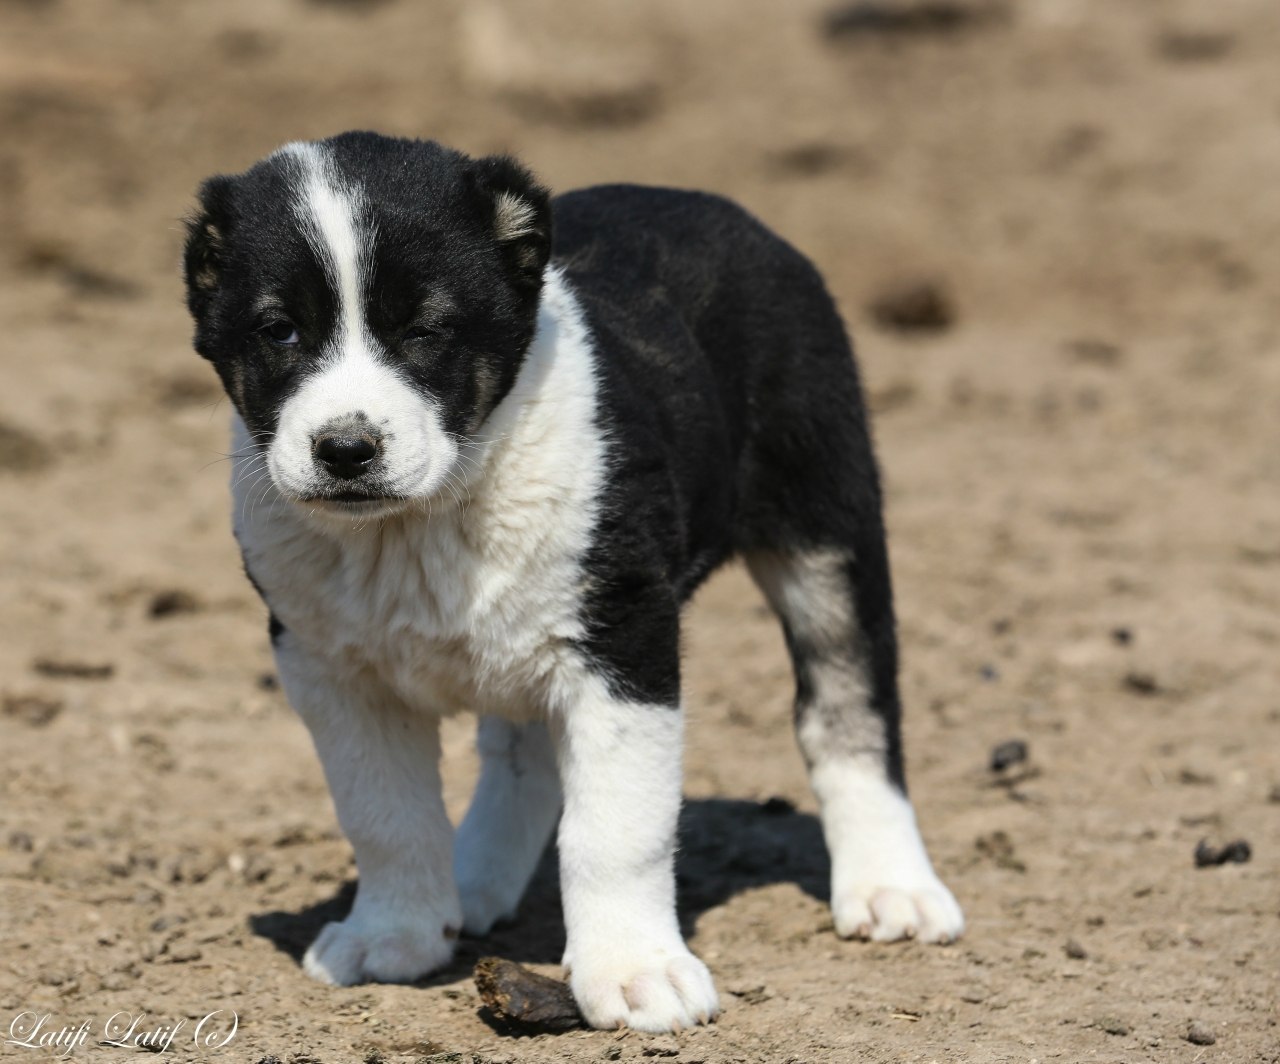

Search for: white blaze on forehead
xmin=263 ymin=141 xmax=459 ymax=511
xmin=276 ymin=141 xmax=371 ymax=349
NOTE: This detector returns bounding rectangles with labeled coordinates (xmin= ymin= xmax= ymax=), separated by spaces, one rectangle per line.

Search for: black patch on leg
xmin=843 ymin=553 xmax=907 ymax=793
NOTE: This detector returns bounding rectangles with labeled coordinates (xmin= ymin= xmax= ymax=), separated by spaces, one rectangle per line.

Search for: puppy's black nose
xmin=314 ymin=433 xmax=379 ymax=480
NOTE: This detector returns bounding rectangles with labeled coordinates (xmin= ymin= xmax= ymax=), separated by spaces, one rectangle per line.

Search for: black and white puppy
xmin=183 ymin=132 xmax=963 ymax=1033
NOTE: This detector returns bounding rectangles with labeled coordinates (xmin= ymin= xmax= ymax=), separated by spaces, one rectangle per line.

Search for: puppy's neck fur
xmin=453 ymin=265 xmax=605 ymax=524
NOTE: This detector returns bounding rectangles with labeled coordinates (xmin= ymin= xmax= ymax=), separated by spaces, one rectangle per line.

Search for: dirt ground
xmin=1 ymin=0 xmax=1278 ymax=1061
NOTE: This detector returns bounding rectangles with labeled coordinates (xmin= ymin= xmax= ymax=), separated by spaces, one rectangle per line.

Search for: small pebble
xmin=1177 ymin=766 xmax=1215 ymax=786
xmin=1185 ymin=1021 xmax=1217 ymax=1046
xmin=1064 ymin=939 xmax=1087 ymax=960
xmin=990 ymin=740 xmax=1028 ymax=772
xmin=32 ymin=658 xmax=114 ymax=681
xmin=823 ymin=2 xmax=990 ymax=41
xmin=2 ymin=693 xmax=65 ymax=727
xmin=1194 ymin=839 xmax=1251 ymax=868
xmin=1158 ymin=30 xmax=1235 ymax=63
xmin=867 ymin=280 xmax=955 ymax=334
xmin=1123 ymin=671 xmax=1160 ymax=695
xmin=147 ymin=589 xmax=201 ymax=619
xmin=1098 ymin=1015 xmax=1130 ymax=1036
xmin=1067 ymin=339 xmax=1123 ymax=366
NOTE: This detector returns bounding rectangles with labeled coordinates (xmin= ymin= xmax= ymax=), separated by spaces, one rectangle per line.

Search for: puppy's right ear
xmin=183 ymin=175 xmax=235 ymax=334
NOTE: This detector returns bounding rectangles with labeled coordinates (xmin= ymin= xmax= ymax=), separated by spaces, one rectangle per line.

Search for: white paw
xmin=302 ymin=914 xmax=457 ymax=985
xmin=812 ymin=764 xmax=964 ymax=945
xmin=833 ymin=877 xmax=964 ymax=944
xmin=567 ymin=941 xmax=720 ymax=1032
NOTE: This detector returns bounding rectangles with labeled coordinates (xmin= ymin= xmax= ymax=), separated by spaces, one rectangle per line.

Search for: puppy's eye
xmin=261 ymin=319 xmax=300 ymax=345
xmin=403 ymin=325 xmax=438 ymax=343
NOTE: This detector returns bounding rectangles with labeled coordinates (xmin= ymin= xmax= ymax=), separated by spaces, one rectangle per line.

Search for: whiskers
xmin=210 ymin=427 xmax=508 ymax=532
xmin=200 ymin=429 xmax=276 ymax=474
xmin=443 ymin=429 xmax=508 ymax=516
xmin=224 ymin=431 xmax=285 ymax=528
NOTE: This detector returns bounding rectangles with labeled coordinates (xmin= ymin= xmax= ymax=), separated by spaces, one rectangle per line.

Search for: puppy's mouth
xmin=297 ymin=490 xmax=410 ymax=515
xmin=317 ymin=490 xmax=390 ymax=504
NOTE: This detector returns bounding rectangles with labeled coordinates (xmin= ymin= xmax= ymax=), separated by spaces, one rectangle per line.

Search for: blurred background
xmin=1 ymin=1 xmax=1277 ymax=1061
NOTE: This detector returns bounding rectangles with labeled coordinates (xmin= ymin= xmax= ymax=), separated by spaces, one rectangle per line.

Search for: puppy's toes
xmin=302 ymin=917 xmax=455 ymax=985
xmin=833 ymin=880 xmax=964 ymax=946
xmin=913 ymin=887 xmax=965 ymax=944
xmin=832 ymin=894 xmax=874 ymax=940
xmin=868 ymin=889 xmax=920 ymax=942
xmin=303 ymin=921 xmax=366 ymax=986
xmin=569 ymin=940 xmax=720 ymax=1033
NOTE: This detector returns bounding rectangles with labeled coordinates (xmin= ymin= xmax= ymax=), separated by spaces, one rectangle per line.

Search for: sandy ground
xmin=1 ymin=0 xmax=1278 ymax=1061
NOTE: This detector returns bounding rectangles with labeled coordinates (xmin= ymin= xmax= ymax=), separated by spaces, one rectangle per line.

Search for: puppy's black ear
xmin=469 ymin=155 xmax=552 ymax=292
xmin=183 ymin=175 xmax=235 ymax=331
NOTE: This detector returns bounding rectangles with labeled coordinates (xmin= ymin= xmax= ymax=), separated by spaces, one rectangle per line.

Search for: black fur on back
xmin=553 ymin=187 xmax=903 ymax=783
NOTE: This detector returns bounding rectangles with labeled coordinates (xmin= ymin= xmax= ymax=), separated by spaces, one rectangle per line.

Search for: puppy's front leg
xmin=552 ymin=684 xmax=719 ymax=1032
xmin=276 ymin=644 xmax=461 ymax=986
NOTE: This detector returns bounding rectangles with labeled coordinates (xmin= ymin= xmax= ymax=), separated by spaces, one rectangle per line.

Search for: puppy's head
xmin=184 ymin=132 xmax=551 ymax=521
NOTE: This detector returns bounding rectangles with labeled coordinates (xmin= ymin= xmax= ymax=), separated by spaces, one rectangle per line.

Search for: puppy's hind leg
xmin=454 ymin=716 xmax=561 ymax=935
xmin=746 ymin=549 xmax=964 ymax=944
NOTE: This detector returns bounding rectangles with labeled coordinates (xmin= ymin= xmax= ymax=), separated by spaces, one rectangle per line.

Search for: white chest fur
xmin=231 ymin=270 xmax=608 ymax=719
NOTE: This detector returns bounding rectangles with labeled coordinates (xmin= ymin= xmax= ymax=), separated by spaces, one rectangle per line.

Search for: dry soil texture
xmin=1 ymin=1 xmax=1278 ymax=1062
